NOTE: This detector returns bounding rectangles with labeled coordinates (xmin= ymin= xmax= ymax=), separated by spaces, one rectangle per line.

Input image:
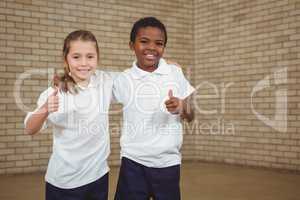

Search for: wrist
xmin=178 ymin=99 xmax=184 ymax=115
xmin=179 ymin=99 xmax=189 ymax=119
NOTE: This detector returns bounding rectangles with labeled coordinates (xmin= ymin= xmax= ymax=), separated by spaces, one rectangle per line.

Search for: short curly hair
xmin=130 ymin=17 xmax=167 ymax=46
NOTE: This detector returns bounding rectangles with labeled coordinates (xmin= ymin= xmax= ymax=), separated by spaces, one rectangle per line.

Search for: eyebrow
xmin=70 ymin=52 xmax=96 ymax=56
xmin=139 ymin=37 xmax=164 ymax=42
xmin=70 ymin=53 xmax=80 ymax=56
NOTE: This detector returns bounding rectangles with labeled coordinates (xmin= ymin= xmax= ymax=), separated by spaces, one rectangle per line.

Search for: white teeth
xmin=146 ymin=54 xmax=155 ymax=58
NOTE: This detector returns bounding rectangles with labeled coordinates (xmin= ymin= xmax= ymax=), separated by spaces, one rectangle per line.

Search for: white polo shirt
xmin=24 ymin=70 xmax=113 ymax=189
xmin=113 ymin=58 xmax=195 ymax=168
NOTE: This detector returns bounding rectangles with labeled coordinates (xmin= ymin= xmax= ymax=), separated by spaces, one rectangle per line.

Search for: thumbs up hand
xmin=45 ymin=87 xmax=59 ymax=113
xmin=164 ymin=89 xmax=183 ymax=115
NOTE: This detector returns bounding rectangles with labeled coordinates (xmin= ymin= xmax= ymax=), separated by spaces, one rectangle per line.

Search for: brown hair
xmin=53 ymin=30 xmax=99 ymax=94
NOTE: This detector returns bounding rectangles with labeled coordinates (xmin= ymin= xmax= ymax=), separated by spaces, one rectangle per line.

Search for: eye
xmin=88 ymin=55 xmax=95 ymax=59
xmin=72 ymin=55 xmax=79 ymax=59
xmin=155 ymin=40 xmax=165 ymax=46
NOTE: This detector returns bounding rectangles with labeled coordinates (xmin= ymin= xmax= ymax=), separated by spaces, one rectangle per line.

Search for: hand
xmin=43 ymin=88 xmax=59 ymax=114
xmin=165 ymin=90 xmax=183 ymax=114
xmin=166 ymin=59 xmax=181 ymax=68
xmin=53 ymin=73 xmax=64 ymax=91
xmin=53 ymin=74 xmax=60 ymax=87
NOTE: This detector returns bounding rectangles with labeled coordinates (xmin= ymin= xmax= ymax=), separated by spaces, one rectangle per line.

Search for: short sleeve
xmin=112 ymin=73 xmax=123 ymax=104
xmin=113 ymin=73 xmax=126 ymax=104
xmin=177 ymin=68 xmax=195 ymax=99
xmin=112 ymin=72 xmax=133 ymax=105
xmin=105 ymin=71 xmax=121 ymax=103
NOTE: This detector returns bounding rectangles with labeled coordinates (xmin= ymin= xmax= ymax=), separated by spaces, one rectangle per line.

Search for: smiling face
xmin=130 ymin=26 xmax=165 ymax=72
xmin=65 ymin=40 xmax=98 ymax=86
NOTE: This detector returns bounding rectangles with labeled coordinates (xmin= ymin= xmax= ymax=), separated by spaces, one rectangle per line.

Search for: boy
xmin=113 ymin=17 xmax=195 ymax=200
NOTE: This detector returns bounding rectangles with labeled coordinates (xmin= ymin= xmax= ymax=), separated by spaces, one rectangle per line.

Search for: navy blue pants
xmin=46 ymin=173 xmax=109 ymax=200
xmin=114 ymin=157 xmax=181 ymax=200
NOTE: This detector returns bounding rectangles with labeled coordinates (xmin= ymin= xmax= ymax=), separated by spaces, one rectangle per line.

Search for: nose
xmin=147 ymin=42 xmax=156 ymax=50
xmin=81 ymin=57 xmax=87 ymax=66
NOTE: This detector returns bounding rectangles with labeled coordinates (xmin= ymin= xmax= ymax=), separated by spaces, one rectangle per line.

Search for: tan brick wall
xmin=194 ymin=0 xmax=300 ymax=170
xmin=1 ymin=0 xmax=299 ymax=174
xmin=0 ymin=0 xmax=194 ymax=174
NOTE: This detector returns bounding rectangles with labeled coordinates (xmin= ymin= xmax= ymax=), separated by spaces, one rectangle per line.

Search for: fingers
xmin=166 ymin=107 xmax=179 ymax=114
xmin=166 ymin=90 xmax=177 ymax=106
xmin=165 ymin=93 xmax=180 ymax=114
xmin=166 ymin=89 xmax=177 ymax=107
xmin=165 ymin=99 xmax=178 ymax=107
xmin=166 ymin=104 xmax=179 ymax=113
xmin=165 ymin=90 xmax=183 ymax=114
xmin=48 ymin=102 xmax=59 ymax=113
xmin=165 ymin=59 xmax=181 ymax=68
xmin=166 ymin=99 xmax=179 ymax=110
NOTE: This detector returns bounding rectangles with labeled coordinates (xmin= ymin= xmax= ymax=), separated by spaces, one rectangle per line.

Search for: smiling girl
xmin=24 ymin=30 xmax=112 ymax=200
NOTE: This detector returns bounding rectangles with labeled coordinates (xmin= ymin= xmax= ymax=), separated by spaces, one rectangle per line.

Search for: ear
xmin=129 ymin=41 xmax=134 ymax=50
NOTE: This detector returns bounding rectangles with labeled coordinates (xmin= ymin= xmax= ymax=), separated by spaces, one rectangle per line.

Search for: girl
xmin=24 ymin=30 xmax=113 ymax=200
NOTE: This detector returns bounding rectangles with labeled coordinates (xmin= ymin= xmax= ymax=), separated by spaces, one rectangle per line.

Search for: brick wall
xmin=1 ymin=0 xmax=299 ymax=174
xmin=0 ymin=0 xmax=194 ymax=174
xmin=194 ymin=0 xmax=300 ymax=170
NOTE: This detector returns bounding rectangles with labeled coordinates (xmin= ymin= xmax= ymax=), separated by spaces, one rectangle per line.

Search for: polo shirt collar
xmin=130 ymin=58 xmax=171 ymax=79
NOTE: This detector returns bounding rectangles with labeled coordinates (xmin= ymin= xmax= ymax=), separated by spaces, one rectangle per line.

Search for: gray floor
xmin=1 ymin=162 xmax=300 ymax=200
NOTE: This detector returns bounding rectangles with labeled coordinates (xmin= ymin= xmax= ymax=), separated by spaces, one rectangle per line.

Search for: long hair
xmin=53 ymin=30 xmax=99 ymax=94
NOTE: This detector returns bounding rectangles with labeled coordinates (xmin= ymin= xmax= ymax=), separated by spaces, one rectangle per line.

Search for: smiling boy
xmin=113 ymin=17 xmax=195 ymax=200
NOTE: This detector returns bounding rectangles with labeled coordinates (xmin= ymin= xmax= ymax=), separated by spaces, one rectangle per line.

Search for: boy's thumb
xmin=168 ymin=89 xmax=173 ymax=98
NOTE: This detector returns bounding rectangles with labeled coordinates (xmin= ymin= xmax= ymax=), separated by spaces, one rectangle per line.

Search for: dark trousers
xmin=46 ymin=173 xmax=109 ymax=200
xmin=114 ymin=157 xmax=181 ymax=200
